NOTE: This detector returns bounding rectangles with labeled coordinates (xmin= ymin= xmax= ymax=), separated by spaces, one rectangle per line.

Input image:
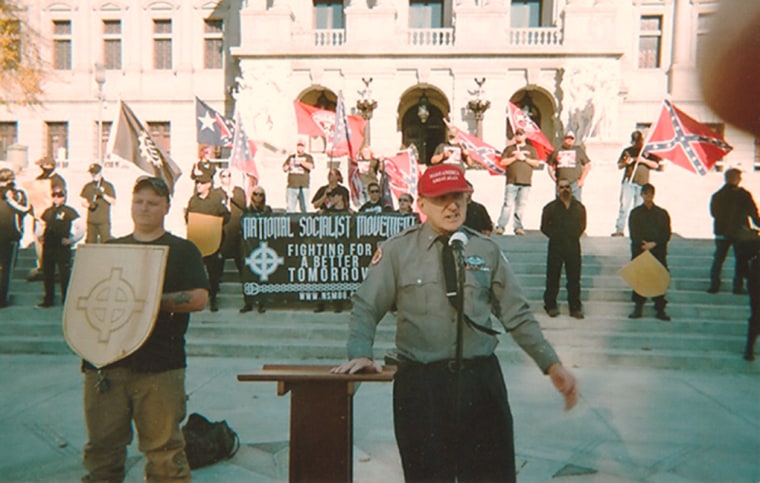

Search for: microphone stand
xmin=452 ymin=241 xmax=466 ymax=480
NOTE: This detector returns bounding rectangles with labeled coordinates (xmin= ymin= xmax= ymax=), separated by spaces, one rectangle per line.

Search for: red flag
xmin=507 ymin=102 xmax=554 ymax=161
xmin=293 ymin=100 xmax=327 ymax=137
xmin=452 ymin=129 xmax=504 ymax=176
xmin=229 ymin=113 xmax=259 ymax=178
xmin=643 ymin=100 xmax=733 ymax=175
xmin=292 ymin=99 xmax=365 ymax=160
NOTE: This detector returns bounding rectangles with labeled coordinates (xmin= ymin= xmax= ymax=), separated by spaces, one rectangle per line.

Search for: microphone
xmin=449 ymin=231 xmax=469 ymax=251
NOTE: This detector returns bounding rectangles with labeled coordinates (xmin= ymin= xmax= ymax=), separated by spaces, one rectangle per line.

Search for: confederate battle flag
xmin=452 ymin=129 xmax=505 ymax=176
xmin=643 ymin=99 xmax=733 ymax=175
xmin=382 ymin=148 xmax=420 ymax=209
xmin=507 ymin=101 xmax=554 ymax=161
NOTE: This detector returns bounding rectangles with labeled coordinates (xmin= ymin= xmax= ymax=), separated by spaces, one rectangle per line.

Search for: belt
xmin=398 ymin=354 xmax=493 ymax=374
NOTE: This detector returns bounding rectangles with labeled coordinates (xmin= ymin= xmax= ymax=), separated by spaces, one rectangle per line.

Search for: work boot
xmin=628 ymin=304 xmax=643 ymax=319
xmin=209 ymin=297 xmax=219 ymax=312
xmin=744 ymin=331 xmax=757 ymax=362
xmin=545 ymin=306 xmax=559 ymax=318
xmin=239 ymin=304 xmax=253 ymax=313
xmin=655 ymin=309 xmax=671 ymax=321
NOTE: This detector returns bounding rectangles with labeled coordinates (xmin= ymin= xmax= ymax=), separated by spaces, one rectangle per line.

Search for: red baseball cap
xmin=418 ymin=165 xmax=473 ymax=198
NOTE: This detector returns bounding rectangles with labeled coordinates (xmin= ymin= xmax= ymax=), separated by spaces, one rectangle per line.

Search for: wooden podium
xmin=237 ymin=364 xmax=396 ymax=482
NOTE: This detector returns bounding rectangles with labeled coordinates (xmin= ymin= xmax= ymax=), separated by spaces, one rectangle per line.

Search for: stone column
xmin=668 ymin=0 xmax=698 ymax=98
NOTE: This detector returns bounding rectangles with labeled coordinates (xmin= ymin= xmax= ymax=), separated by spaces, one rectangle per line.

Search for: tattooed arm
xmin=161 ymin=288 xmax=209 ymax=313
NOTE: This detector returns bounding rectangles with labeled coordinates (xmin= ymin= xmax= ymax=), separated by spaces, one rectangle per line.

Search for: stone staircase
xmin=2 ymin=234 xmax=757 ymax=373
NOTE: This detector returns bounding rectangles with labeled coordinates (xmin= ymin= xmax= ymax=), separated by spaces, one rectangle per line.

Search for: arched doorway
xmin=509 ymin=87 xmax=557 ymax=142
xmin=399 ymin=86 xmax=450 ymax=165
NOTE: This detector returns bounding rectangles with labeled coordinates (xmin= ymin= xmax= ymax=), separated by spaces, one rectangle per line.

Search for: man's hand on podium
xmin=331 ymin=357 xmax=382 ymax=375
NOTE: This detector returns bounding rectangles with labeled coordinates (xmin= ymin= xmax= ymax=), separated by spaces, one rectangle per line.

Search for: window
xmin=52 ymin=20 xmax=72 ymax=70
xmin=511 ymin=0 xmax=542 ymax=28
xmin=204 ymin=19 xmax=223 ymax=69
xmin=103 ymin=20 xmax=122 ymax=70
xmin=1 ymin=19 xmax=21 ymax=70
xmin=695 ymin=13 xmax=713 ymax=63
xmin=0 ymin=122 xmax=18 ymax=160
xmin=147 ymin=122 xmax=171 ymax=155
xmin=314 ymin=0 xmax=344 ymax=29
xmin=47 ymin=122 xmax=69 ymax=166
xmin=409 ymin=0 xmax=443 ymax=28
xmin=153 ymin=19 xmax=172 ymax=70
xmin=95 ymin=120 xmax=111 ymax=163
xmin=638 ymin=15 xmax=662 ymax=69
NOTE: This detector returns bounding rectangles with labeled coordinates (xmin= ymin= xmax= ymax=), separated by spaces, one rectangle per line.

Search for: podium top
xmin=237 ymin=364 xmax=396 ymax=383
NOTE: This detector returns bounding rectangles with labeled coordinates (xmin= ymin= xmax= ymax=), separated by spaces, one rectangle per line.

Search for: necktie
xmin=438 ymin=235 xmax=459 ymax=308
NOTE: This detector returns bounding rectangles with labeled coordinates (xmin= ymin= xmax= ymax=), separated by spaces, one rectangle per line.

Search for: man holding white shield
xmin=81 ymin=177 xmax=209 ymax=483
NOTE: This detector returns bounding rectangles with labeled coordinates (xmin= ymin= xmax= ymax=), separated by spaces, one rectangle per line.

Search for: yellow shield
xmin=187 ymin=212 xmax=224 ymax=257
xmin=63 ymin=244 xmax=168 ymax=368
xmin=618 ymin=250 xmax=671 ymax=297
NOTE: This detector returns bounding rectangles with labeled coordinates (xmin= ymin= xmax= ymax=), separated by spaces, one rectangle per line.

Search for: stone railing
xmin=509 ymin=27 xmax=563 ymax=47
xmin=407 ymin=28 xmax=455 ymax=47
xmin=313 ymin=29 xmax=346 ymax=47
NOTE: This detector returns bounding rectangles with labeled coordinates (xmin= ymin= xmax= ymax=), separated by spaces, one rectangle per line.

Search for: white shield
xmin=63 ymin=244 xmax=169 ymax=368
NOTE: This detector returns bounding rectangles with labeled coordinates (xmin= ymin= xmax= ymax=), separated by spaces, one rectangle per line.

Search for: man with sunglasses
xmin=36 ymin=187 xmax=83 ymax=308
xmin=546 ymin=130 xmax=592 ymax=201
xmin=81 ymin=177 xmax=209 ymax=482
xmin=358 ymin=182 xmax=392 ymax=213
xmin=541 ymin=178 xmax=587 ymax=319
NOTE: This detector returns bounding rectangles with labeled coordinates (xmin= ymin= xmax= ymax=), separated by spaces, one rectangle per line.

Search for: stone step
xmin=1 ymin=335 xmax=755 ymax=374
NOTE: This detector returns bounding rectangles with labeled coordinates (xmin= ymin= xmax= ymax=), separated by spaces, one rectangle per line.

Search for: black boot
xmin=744 ymin=331 xmax=757 ymax=362
xmin=628 ymin=304 xmax=643 ymax=319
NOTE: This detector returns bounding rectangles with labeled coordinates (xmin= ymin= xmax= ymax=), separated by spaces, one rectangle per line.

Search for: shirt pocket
xmin=398 ymin=270 xmax=441 ymax=316
xmin=464 ymin=270 xmax=492 ymax=320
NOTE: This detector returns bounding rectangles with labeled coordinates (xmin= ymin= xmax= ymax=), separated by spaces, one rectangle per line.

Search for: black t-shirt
xmin=41 ymin=204 xmax=79 ymax=245
xmin=83 ymin=232 xmax=209 ymax=372
xmin=359 ymin=200 xmax=392 ymax=213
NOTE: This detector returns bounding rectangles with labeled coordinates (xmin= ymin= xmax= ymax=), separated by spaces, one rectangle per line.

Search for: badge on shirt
xmin=371 ymin=246 xmax=383 ymax=265
xmin=464 ymin=255 xmax=489 ymax=271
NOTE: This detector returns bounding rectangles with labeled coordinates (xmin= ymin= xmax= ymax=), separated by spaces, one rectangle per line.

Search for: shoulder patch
xmin=371 ymin=245 xmax=383 ymax=265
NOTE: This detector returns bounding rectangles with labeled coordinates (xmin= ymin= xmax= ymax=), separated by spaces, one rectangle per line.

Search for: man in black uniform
xmin=707 ymin=168 xmax=760 ymax=294
xmin=81 ymin=176 xmax=209 ymax=482
xmin=37 ymin=186 xmax=82 ymax=308
xmin=0 ymin=168 xmax=30 ymax=308
xmin=185 ymin=174 xmax=230 ymax=312
xmin=628 ymin=183 xmax=672 ymax=321
xmin=79 ymin=163 xmax=117 ymax=243
xmin=541 ymin=178 xmax=587 ymax=319
xmin=333 ymin=164 xmax=577 ymax=482
xmin=28 ymin=156 xmax=67 ymax=281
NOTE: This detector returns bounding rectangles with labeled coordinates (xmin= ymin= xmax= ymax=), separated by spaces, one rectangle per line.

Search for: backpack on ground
xmin=181 ymin=412 xmax=240 ymax=469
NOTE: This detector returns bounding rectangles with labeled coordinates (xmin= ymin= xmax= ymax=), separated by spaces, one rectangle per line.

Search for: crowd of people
xmin=0 ymin=129 xmax=757 ymax=483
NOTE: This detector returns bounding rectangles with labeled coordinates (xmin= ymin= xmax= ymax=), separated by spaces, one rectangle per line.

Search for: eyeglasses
xmin=221 ymin=174 xmax=231 ymax=178
xmin=252 ymin=193 xmax=264 ymax=197
xmin=558 ymin=185 xmax=572 ymax=190
xmin=564 ymin=136 xmax=575 ymax=140
xmin=52 ymin=192 xmax=65 ymax=198
xmin=369 ymin=190 xmax=380 ymax=194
